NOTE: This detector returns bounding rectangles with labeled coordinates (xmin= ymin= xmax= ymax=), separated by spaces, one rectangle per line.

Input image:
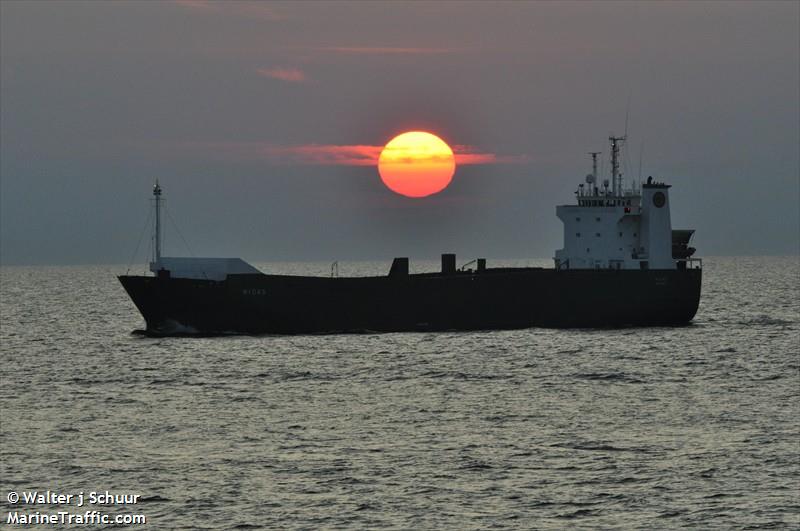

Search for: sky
xmin=1 ymin=0 xmax=798 ymax=265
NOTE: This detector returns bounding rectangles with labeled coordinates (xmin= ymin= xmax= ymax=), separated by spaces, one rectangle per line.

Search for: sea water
xmin=1 ymin=256 xmax=798 ymax=529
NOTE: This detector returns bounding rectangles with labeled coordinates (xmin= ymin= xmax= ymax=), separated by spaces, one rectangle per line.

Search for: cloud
xmin=316 ymin=46 xmax=456 ymax=55
xmin=173 ymin=0 xmax=282 ymax=20
xmin=263 ymin=144 xmax=525 ymax=166
xmin=256 ymin=67 xmax=307 ymax=83
xmin=173 ymin=0 xmax=215 ymax=11
xmin=181 ymin=142 xmax=527 ymax=166
xmin=452 ymin=145 xmax=531 ymax=165
xmin=263 ymin=145 xmax=383 ymax=166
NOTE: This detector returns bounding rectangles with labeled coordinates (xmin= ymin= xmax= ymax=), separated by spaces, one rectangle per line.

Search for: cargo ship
xmin=119 ymin=135 xmax=701 ymax=335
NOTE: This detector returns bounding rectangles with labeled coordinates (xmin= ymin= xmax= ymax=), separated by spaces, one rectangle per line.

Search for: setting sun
xmin=378 ymin=131 xmax=456 ymax=198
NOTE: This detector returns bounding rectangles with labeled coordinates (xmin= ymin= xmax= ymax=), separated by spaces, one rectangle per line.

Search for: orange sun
xmin=378 ymin=131 xmax=456 ymax=198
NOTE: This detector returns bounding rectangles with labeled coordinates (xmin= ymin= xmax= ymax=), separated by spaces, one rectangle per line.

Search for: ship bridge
xmin=554 ymin=136 xmax=699 ymax=271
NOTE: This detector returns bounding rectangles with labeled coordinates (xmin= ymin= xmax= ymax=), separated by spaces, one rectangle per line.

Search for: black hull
xmin=118 ymin=268 xmax=701 ymax=336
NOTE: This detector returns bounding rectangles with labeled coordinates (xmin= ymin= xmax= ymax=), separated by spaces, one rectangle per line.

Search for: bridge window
xmin=576 ymin=232 xmax=581 ymax=237
xmin=596 ymin=217 xmax=601 ymax=222
xmin=576 ymin=217 xmax=581 ymax=222
xmin=619 ymin=232 xmax=623 ymax=237
xmin=596 ymin=233 xmax=601 ymax=237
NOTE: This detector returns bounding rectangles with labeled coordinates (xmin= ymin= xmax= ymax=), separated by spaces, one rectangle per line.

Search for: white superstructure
xmin=554 ymin=136 xmax=679 ymax=271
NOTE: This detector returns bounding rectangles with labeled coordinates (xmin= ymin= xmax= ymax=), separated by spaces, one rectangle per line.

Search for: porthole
xmin=653 ymin=191 xmax=666 ymax=208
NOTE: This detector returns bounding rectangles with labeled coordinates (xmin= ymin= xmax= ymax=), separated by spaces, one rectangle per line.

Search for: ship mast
xmin=609 ymin=135 xmax=626 ymax=195
xmin=589 ymin=151 xmax=601 ymax=195
xmin=153 ymin=180 xmax=162 ymax=263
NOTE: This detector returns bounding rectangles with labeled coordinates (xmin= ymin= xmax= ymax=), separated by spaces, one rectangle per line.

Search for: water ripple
xmin=1 ymin=257 xmax=798 ymax=529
